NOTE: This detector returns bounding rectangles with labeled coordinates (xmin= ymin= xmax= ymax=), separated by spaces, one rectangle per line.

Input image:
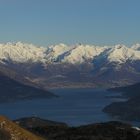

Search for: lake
xmin=0 ymin=88 xmax=127 ymax=126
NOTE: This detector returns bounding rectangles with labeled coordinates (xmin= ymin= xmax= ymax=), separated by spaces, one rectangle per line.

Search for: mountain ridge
xmin=0 ymin=42 xmax=140 ymax=88
xmin=0 ymin=42 xmax=140 ymax=64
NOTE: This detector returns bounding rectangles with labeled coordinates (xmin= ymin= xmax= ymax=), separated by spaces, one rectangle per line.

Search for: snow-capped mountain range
xmin=0 ymin=42 xmax=140 ymax=64
xmin=0 ymin=42 xmax=140 ymax=88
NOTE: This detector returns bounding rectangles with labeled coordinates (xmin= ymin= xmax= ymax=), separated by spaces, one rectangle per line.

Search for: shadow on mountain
xmin=103 ymin=83 xmax=140 ymax=121
xmin=0 ymin=72 xmax=56 ymax=103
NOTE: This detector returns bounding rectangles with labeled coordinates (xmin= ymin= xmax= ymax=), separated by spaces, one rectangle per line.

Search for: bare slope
xmin=0 ymin=116 xmax=45 ymax=140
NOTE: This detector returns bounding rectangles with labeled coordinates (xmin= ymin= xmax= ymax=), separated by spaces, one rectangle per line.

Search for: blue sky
xmin=0 ymin=0 xmax=140 ymax=46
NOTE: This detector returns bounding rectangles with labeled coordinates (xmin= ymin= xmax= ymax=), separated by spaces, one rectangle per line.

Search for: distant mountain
xmin=108 ymin=82 xmax=140 ymax=97
xmin=103 ymin=83 xmax=140 ymax=121
xmin=0 ymin=116 xmax=44 ymax=140
xmin=0 ymin=71 xmax=55 ymax=103
xmin=0 ymin=42 xmax=140 ymax=87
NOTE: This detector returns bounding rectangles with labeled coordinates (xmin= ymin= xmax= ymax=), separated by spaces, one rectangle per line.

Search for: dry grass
xmin=0 ymin=116 xmax=45 ymax=140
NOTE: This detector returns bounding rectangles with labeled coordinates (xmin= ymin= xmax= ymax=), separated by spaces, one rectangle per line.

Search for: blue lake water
xmin=0 ymin=88 xmax=129 ymax=126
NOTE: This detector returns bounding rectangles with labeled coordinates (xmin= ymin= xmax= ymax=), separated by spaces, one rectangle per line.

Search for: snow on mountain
xmin=61 ymin=45 xmax=107 ymax=64
xmin=0 ymin=42 xmax=140 ymax=64
xmin=107 ymin=45 xmax=140 ymax=63
xmin=0 ymin=42 xmax=47 ymax=63
xmin=1 ymin=42 xmax=140 ymax=87
xmin=131 ymin=44 xmax=140 ymax=51
xmin=44 ymin=43 xmax=71 ymax=62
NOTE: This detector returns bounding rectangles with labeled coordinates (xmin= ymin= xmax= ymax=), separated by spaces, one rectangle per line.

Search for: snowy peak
xmin=0 ymin=42 xmax=140 ymax=64
xmin=61 ymin=45 xmax=107 ymax=64
xmin=107 ymin=45 xmax=140 ymax=63
xmin=0 ymin=42 xmax=47 ymax=63
xmin=107 ymin=45 xmax=131 ymax=63
xmin=0 ymin=42 xmax=140 ymax=87
xmin=45 ymin=43 xmax=71 ymax=62
xmin=131 ymin=44 xmax=140 ymax=51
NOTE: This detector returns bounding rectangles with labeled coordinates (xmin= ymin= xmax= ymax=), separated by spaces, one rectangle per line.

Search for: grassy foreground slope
xmin=0 ymin=116 xmax=45 ymax=140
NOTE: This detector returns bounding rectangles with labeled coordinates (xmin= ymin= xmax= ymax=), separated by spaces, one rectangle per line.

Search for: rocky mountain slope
xmin=0 ymin=42 xmax=140 ymax=88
